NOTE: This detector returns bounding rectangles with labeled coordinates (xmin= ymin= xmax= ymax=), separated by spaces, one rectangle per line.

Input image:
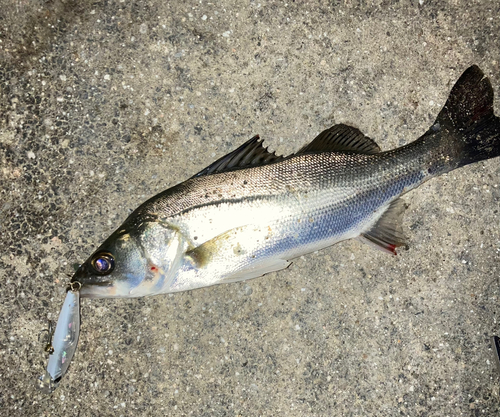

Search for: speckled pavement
xmin=1 ymin=1 xmax=500 ymax=416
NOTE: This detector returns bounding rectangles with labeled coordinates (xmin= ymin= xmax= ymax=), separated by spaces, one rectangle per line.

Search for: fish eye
xmin=91 ymin=252 xmax=115 ymax=275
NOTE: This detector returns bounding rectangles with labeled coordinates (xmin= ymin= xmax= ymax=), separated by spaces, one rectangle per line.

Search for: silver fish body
xmin=71 ymin=65 xmax=500 ymax=298
xmin=38 ymin=290 xmax=80 ymax=393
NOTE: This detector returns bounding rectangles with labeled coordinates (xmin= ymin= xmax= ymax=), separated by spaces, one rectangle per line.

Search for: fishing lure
xmin=37 ymin=284 xmax=81 ymax=393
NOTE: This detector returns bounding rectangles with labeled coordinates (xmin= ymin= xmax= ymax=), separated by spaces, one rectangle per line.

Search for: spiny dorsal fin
xmin=192 ymin=135 xmax=284 ymax=177
xmin=359 ymin=198 xmax=408 ymax=255
xmin=297 ymin=124 xmax=381 ymax=155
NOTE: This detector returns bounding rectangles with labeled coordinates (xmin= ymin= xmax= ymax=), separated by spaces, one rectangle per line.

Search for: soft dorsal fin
xmin=192 ymin=135 xmax=284 ymax=177
xmin=297 ymin=124 xmax=381 ymax=155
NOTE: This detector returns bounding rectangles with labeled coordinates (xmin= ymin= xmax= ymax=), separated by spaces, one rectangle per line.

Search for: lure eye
xmin=91 ymin=253 xmax=115 ymax=275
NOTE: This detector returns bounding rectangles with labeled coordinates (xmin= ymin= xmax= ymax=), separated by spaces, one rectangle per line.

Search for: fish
xmin=38 ymin=287 xmax=81 ymax=393
xmin=70 ymin=65 xmax=500 ymax=298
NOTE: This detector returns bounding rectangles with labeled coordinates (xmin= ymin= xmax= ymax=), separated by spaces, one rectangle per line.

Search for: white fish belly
xmin=167 ymin=187 xmax=396 ymax=292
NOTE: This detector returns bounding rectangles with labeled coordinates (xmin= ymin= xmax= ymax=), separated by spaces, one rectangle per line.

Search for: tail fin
xmin=435 ymin=65 xmax=500 ymax=168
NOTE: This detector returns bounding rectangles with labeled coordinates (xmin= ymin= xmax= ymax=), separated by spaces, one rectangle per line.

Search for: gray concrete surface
xmin=1 ymin=0 xmax=500 ymax=415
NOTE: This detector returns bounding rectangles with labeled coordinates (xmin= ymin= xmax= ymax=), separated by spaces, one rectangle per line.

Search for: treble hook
xmin=38 ymin=320 xmax=55 ymax=354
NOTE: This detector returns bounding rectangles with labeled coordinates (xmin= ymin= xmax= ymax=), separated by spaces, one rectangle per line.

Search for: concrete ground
xmin=1 ymin=0 xmax=500 ymax=415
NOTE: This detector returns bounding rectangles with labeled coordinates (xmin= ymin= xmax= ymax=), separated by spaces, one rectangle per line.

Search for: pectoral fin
xmin=186 ymin=225 xmax=267 ymax=267
xmin=185 ymin=225 xmax=290 ymax=284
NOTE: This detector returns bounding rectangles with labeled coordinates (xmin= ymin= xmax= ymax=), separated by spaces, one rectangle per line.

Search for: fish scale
xmin=40 ymin=65 xmax=500 ymax=392
xmin=70 ymin=65 xmax=500 ymax=298
xmin=163 ymin=152 xmax=419 ymax=250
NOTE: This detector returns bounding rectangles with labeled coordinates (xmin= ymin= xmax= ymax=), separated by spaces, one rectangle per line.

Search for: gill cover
xmin=72 ymin=222 xmax=186 ymax=298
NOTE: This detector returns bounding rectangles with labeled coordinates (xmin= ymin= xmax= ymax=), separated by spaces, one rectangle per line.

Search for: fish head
xmin=71 ymin=221 xmax=183 ymax=298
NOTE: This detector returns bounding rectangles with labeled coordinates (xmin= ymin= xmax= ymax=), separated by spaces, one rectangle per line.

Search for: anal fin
xmin=359 ymin=198 xmax=408 ymax=255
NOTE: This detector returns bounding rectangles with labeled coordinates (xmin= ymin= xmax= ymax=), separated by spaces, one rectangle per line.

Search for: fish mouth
xmin=79 ymin=280 xmax=142 ymax=298
xmin=79 ymin=281 xmax=116 ymax=298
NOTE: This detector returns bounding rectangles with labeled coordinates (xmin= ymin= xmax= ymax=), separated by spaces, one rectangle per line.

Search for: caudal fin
xmin=435 ymin=65 xmax=500 ymax=168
